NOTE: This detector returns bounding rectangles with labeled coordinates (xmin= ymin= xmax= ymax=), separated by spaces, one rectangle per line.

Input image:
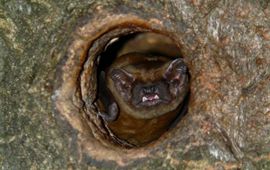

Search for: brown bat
xmin=97 ymin=53 xmax=189 ymax=146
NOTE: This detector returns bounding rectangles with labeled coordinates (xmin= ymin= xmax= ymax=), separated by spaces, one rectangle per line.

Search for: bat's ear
xmin=111 ymin=68 xmax=135 ymax=85
xmin=164 ymin=58 xmax=187 ymax=82
xmin=110 ymin=69 xmax=135 ymax=99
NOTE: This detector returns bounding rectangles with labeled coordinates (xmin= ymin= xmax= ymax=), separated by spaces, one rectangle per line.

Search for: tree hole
xmin=94 ymin=32 xmax=190 ymax=147
xmin=54 ymin=17 xmax=190 ymax=163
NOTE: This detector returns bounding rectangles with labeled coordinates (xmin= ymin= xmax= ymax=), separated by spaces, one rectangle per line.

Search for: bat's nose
xmin=142 ymin=85 xmax=157 ymax=94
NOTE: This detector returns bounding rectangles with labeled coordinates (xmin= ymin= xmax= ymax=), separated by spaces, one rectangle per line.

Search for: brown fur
xmin=104 ymin=53 xmax=189 ymax=146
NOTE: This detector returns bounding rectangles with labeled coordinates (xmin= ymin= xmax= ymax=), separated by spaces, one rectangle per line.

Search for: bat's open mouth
xmin=140 ymin=93 xmax=165 ymax=106
xmin=142 ymin=94 xmax=159 ymax=102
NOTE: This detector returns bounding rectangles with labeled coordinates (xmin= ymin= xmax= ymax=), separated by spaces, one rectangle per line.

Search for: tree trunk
xmin=0 ymin=0 xmax=269 ymax=169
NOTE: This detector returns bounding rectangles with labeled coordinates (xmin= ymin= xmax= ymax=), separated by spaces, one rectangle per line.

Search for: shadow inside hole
xmin=169 ymin=91 xmax=190 ymax=129
xmin=96 ymin=32 xmax=190 ymax=147
xmin=97 ymin=32 xmax=181 ymax=71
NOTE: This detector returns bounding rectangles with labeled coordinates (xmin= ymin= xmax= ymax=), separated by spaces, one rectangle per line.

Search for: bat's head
xmin=108 ymin=55 xmax=189 ymax=119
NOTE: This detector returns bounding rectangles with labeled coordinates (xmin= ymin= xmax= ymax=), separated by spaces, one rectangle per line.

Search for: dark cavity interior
xmin=96 ymin=32 xmax=190 ymax=147
xmin=97 ymin=32 xmax=181 ymax=71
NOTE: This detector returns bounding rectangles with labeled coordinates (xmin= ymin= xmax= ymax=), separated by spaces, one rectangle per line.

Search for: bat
xmin=97 ymin=52 xmax=189 ymax=146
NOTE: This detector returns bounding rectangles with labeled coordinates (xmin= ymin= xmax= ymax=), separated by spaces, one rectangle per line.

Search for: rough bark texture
xmin=0 ymin=0 xmax=269 ymax=169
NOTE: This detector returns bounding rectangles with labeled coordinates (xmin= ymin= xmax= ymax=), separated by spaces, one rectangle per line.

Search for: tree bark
xmin=0 ymin=0 xmax=269 ymax=169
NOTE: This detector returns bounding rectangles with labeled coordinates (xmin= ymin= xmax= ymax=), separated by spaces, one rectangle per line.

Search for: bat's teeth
xmin=142 ymin=95 xmax=159 ymax=102
xmin=142 ymin=96 xmax=147 ymax=102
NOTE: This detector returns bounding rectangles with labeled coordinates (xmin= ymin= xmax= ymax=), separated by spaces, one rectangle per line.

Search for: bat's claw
xmin=98 ymin=102 xmax=119 ymax=122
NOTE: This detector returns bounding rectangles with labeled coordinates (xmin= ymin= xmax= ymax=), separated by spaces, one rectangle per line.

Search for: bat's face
xmin=108 ymin=56 xmax=189 ymax=119
xmin=131 ymin=80 xmax=171 ymax=107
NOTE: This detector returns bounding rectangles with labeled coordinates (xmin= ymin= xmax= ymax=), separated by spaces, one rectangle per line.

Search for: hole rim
xmin=53 ymin=14 xmax=189 ymax=165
